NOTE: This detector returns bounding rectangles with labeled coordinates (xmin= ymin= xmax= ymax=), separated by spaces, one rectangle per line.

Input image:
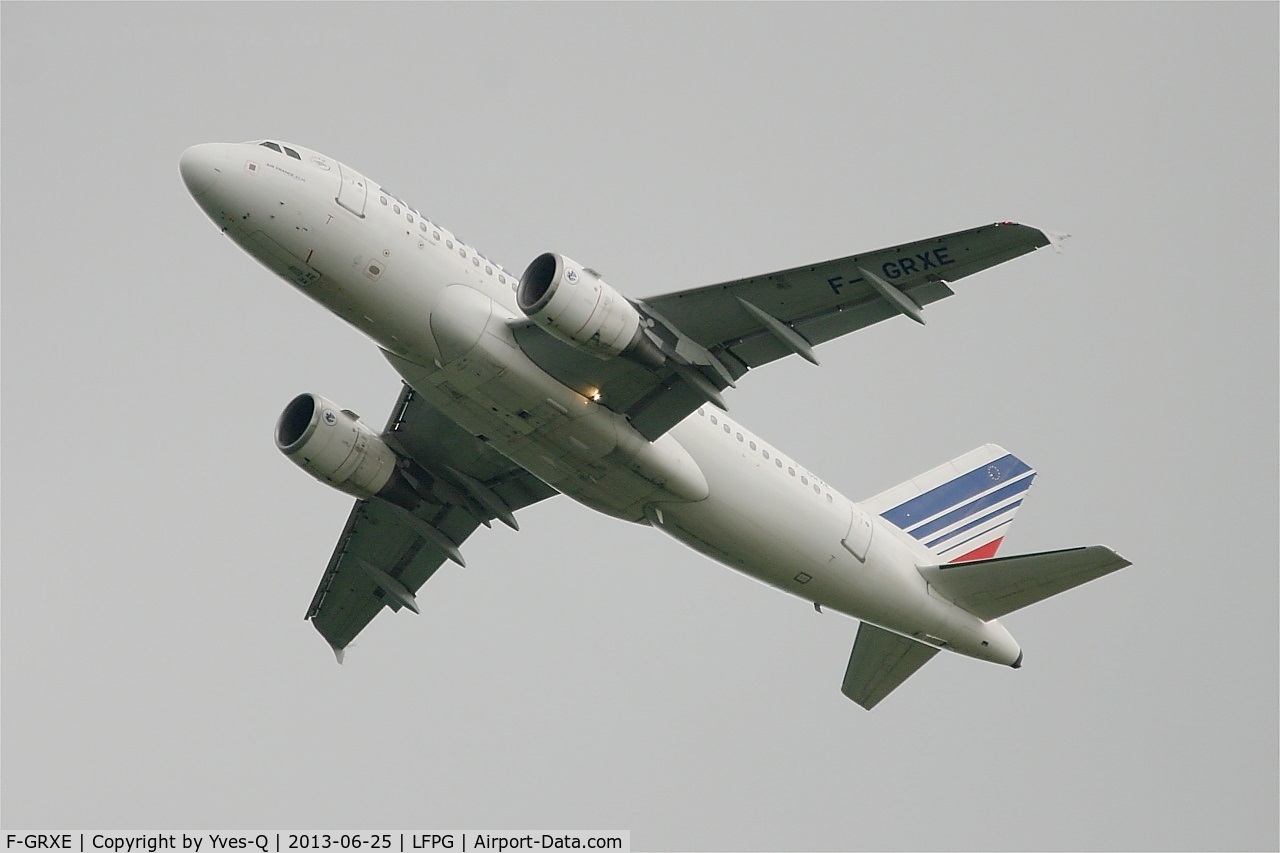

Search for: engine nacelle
xmin=518 ymin=252 xmax=662 ymax=366
xmin=275 ymin=393 xmax=398 ymax=500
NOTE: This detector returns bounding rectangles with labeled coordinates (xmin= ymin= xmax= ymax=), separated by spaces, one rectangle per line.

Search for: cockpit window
xmin=283 ymin=146 xmax=301 ymax=160
xmin=259 ymin=141 xmax=282 ymax=153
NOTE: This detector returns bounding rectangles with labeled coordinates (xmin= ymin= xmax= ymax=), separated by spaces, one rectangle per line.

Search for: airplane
xmin=180 ymin=139 xmax=1130 ymax=709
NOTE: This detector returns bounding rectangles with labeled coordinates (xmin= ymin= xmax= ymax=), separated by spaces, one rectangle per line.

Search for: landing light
xmin=585 ymin=387 xmax=602 ymax=402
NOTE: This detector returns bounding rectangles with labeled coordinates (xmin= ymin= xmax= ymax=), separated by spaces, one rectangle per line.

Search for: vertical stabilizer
xmin=860 ymin=444 xmax=1036 ymax=563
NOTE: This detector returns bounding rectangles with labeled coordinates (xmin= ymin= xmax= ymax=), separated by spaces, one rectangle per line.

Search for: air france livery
xmin=180 ymin=139 xmax=1129 ymax=709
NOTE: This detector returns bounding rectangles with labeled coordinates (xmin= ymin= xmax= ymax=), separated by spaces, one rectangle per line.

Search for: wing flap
xmin=918 ymin=545 xmax=1131 ymax=621
xmin=306 ymin=498 xmax=465 ymax=652
xmin=841 ymin=622 xmax=940 ymax=710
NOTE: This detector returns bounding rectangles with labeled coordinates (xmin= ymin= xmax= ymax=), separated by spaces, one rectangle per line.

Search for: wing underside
xmin=305 ymin=383 xmax=558 ymax=656
xmin=514 ymin=223 xmax=1050 ymax=439
xmin=842 ymin=622 xmax=940 ymax=710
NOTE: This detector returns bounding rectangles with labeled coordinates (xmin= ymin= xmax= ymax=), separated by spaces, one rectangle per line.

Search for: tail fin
xmin=860 ymin=444 xmax=1036 ymax=563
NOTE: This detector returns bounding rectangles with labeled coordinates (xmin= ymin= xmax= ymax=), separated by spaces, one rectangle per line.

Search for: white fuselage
xmin=181 ymin=141 xmax=1021 ymax=667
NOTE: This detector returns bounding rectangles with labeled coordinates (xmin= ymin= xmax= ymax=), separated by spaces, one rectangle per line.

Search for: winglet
xmin=330 ymin=643 xmax=346 ymax=665
xmin=1044 ymin=230 xmax=1072 ymax=254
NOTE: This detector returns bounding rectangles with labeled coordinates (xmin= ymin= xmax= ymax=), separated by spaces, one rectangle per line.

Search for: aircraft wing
xmin=513 ymin=223 xmax=1050 ymax=439
xmin=305 ymin=383 xmax=558 ymax=658
xmin=841 ymin=622 xmax=940 ymax=710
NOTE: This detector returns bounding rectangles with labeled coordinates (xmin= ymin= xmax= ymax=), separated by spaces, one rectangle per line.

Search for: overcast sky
xmin=3 ymin=3 xmax=1277 ymax=850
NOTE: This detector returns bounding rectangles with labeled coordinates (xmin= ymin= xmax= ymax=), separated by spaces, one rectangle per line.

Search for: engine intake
xmin=276 ymin=393 xmax=398 ymax=500
xmin=518 ymin=252 xmax=662 ymax=367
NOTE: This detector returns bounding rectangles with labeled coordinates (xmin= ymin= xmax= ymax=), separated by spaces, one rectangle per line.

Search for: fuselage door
xmin=842 ymin=505 xmax=874 ymax=562
xmin=336 ymin=162 xmax=368 ymax=218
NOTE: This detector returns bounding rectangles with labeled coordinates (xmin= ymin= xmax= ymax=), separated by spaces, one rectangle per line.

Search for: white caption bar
xmin=2 ymin=833 xmax=630 ymax=853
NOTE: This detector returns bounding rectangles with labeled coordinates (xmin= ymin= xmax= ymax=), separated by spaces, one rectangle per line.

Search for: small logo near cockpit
xmin=310 ymin=156 xmax=330 ymax=171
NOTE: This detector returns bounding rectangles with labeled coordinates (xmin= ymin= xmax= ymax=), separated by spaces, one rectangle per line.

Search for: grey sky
xmin=3 ymin=2 xmax=1277 ymax=850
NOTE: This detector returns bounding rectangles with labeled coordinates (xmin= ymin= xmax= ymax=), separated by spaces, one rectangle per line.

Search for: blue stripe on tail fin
xmin=859 ymin=445 xmax=1036 ymax=563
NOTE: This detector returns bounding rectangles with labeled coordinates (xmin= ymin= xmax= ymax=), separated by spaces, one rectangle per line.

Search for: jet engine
xmin=517 ymin=253 xmax=664 ymax=367
xmin=275 ymin=393 xmax=398 ymax=500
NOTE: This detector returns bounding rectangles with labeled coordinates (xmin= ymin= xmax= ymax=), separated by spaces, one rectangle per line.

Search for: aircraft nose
xmin=179 ymin=143 xmax=227 ymax=199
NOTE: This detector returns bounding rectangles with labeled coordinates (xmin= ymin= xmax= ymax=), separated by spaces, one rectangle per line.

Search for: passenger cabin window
xmin=260 ymin=141 xmax=282 ymax=153
xmin=283 ymin=146 xmax=301 ymax=160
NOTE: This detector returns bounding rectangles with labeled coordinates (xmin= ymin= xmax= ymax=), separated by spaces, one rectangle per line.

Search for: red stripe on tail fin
xmin=950 ymin=537 xmax=1003 ymax=564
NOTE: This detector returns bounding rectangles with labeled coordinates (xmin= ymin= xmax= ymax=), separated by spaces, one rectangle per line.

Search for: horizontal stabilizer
xmin=918 ymin=545 xmax=1131 ymax=621
xmin=841 ymin=622 xmax=939 ymax=710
